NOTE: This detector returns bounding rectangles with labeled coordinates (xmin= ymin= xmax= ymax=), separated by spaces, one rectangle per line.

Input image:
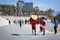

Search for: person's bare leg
xmin=32 ymin=29 xmax=34 ymax=35
xmin=34 ymin=30 xmax=36 ymax=35
xmin=43 ymin=30 xmax=45 ymax=35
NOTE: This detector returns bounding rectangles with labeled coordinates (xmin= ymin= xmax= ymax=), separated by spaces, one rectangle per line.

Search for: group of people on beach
xmin=8 ymin=15 xmax=59 ymax=35
xmin=30 ymin=16 xmax=46 ymax=35
xmin=29 ymin=15 xmax=59 ymax=35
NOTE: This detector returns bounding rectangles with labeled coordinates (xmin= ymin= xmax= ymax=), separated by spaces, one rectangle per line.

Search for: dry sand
xmin=0 ymin=16 xmax=9 ymax=26
xmin=0 ymin=16 xmax=60 ymax=34
xmin=57 ymin=24 xmax=60 ymax=33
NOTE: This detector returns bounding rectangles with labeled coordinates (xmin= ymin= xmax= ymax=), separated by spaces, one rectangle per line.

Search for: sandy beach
xmin=0 ymin=16 xmax=60 ymax=34
xmin=57 ymin=24 xmax=60 ymax=33
xmin=0 ymin=16 xmax=9 ymax=26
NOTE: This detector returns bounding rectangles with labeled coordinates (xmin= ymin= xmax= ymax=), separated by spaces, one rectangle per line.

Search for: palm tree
xmin=45 ymin=8 xmax=55 ymax=17
xmin=30 ymin=6 xmax=40 ymax=15
xmin=2 ymin=5 xmax=10 ymax=15
xmin=9 ymin=5 xmax=17 ymax=16
xmin=22 ymin=8 xmax=33 ymax=16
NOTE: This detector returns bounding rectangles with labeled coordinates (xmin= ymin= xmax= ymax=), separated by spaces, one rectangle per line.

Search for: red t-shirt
xmin=40 ymin=20 xmax=45 ymax=26
xmin=30 ymin=18 xmax=38 ymax=30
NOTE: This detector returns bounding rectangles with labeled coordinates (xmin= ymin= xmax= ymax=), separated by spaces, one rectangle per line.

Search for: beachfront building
xmin=17 ymin=0 xmax=24 ymax=16
xmin=24 ymin=2 xmax=33 ymax=9
xmin=23 ymin=2 xmax=33 ymax=16
xmin=17 ymin=0 xmax=33 ymax=16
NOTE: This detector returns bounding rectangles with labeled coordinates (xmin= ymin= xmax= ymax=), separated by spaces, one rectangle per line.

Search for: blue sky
xmin=0 ymin=0 xmax=60 ymax=12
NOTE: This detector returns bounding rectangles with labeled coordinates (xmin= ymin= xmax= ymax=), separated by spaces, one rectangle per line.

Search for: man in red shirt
xmin=30 ymin=18 xmax=37 ymax=35
xmin=29 ymin=15 xmax=38 ymax=35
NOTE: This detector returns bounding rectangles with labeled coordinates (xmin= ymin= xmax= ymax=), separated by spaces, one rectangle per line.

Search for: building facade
xmin=17 ymin=0 xmax=24 ymax=16
xmin=24 ymin=2 xmax=33 ymax=9
xmin=17 ymin=0 xmax=33 ymax=16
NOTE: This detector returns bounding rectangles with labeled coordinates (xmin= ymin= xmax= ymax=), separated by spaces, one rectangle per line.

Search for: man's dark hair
xmin=41 ymin=17 xmax=45 ymax=19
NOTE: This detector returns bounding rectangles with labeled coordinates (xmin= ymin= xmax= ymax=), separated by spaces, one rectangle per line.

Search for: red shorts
xmin=40 ymin=26 xmax=45 ymax=32
xmin=32 ymin=26 xmax=36 ymax=30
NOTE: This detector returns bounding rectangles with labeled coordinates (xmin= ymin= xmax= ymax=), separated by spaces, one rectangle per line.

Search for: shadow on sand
xmin=12 ymin=34 xmax=20 ymax=36
xmin=11 ymin=34 xmax=40 ymax=36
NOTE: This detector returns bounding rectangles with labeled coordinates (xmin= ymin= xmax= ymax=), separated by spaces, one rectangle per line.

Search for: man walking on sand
xmin=19 ymin=20 xmax=22 ymax=28
xmin=53 ymin=17 xmax=58 ymax=34
xmin=30 ymin=15 xmax=38 ymax=35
